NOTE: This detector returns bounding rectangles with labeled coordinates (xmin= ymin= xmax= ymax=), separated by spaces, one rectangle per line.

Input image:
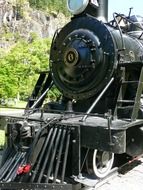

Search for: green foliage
xmin=28 ymin=0 xmax=70 ymax=16
xmin=0 ymin=130 xmax=5 ymax=147
xmin=0 ymin=0 xmax=69 ymax=103
xmin=0 ymin=34 xmax=51 ymax=100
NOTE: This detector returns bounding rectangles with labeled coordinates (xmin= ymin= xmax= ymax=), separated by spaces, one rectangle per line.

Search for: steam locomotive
xmin=0 ymin=0 xmax=143 ymax=189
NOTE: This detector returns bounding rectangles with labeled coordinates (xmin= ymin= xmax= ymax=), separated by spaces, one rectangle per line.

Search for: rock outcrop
xmin=0 ymin=0 xmax=68 ymax=49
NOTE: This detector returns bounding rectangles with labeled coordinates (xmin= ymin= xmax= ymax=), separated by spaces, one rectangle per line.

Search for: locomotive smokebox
xmin=86 ymin=0 xmax=108 ymax=22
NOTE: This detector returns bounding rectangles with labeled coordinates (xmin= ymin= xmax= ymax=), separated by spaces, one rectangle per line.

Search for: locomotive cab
xmin=127 ymin=15 xmax=143 ymax=40
xmin=129 ymin=15 xmax=143 ymax=31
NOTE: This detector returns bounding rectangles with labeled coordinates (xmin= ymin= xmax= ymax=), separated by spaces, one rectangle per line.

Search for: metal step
xmin=122 ymin=81 xmax=139 ymax=84
xmin=117 ymin=100 xmax=135 ymax=104
xmin=117 ymin=106 xmax=134 ymax=109
xmin=115 ymin=66 xmax=143 ymax=120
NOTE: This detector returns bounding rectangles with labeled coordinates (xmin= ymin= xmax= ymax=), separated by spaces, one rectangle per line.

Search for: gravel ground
xmin=0 ymin=109 xmax=24 ymax=115
xmin=96 ymin=158 xmax=143 ymax=190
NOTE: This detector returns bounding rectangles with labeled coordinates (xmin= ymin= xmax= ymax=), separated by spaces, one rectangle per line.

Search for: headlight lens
xmin=67 ymin=0 xmax=89 ymax=15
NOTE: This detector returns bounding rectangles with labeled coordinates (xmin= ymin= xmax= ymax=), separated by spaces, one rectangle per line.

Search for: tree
xmin=0 ymin=35 xmax=51 ymax=100
xmin=28 ymin=0 xmax=70 ymax=16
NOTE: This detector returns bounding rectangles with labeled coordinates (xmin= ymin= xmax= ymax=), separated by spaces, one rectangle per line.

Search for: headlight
xmin=67 ymin=0 xmax=89 ymax=15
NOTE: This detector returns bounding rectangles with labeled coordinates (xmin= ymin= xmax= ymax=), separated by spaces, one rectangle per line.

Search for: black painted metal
xmin=126 ymin=124 xmax=143 ymax=156
xmin=0 ymin=182 xmax=72 ymax=190
xmin=28 ymin=125 xmax=71 ymax=184
xmin=61 ymin=129 xmax=71 ymax=183
xmin=94 ymin=0 xmax=108 ymax=21
xmin=131 ymin=67 xmax=143 ymax=120
xmin=72 ymin=126 xmax=81 ymax=176
xmin=25 ymin=72 xmax=53 ymax=111
xmin=30 ymin=127 xmax=54 ymax=182
xmin=80 ymin=119 xmax=127 ymax=154
xmin=45 ymin=128 xmax=62 ymax=182
xmin=0 ymin=151 xmax=16 ymax=180
xmin=53 ymin=129 xmax=66 ymax=183
xmin=50 ymin=16 xmax=115 ymax=100
xmin=37 ymin=127 xmax=58 ymax=183
xmin=82 ymin=77 xmax=114 ymax=121
xmin=0 ymin=151 xmax=26 ymax=182
xmin=0 ymin=122 xmax=73 ymax=185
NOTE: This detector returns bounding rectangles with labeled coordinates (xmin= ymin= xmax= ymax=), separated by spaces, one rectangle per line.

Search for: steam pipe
xmin=81 ymin=77 xmax=114 ymax=122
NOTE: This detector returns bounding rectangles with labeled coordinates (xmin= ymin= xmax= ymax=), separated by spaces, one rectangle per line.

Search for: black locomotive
xmin=0 ymin=0 xmax=143 ymax=189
